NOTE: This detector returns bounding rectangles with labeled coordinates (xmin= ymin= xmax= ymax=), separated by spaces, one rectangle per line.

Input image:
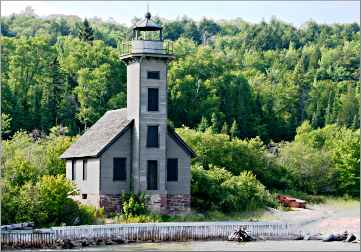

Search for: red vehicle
xmin=277 ymin=195 xmax=306 ymax=208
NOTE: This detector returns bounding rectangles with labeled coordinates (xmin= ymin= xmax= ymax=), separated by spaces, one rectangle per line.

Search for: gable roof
xmin=167 ymin=127 xmax=196 ymax=158
xmin=60 ymin=108 xmax=133 ymax=159
xmin=60 ymin=108 xmax=196 ymax=159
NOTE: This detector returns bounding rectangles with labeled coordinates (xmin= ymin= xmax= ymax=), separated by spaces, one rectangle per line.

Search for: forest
xmin=1 ymin=7 xmax=360 ymax=226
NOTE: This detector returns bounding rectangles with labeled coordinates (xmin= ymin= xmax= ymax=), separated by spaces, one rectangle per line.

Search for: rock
xmin=62 ymin=239 xmax=75 ymax=249
xmin=304 ymin=233 xmax=323 ymax=240
xmin=345 ymin=233 xmax=357 ymax=242
xmin=112 ymin=238 xmax=125 ymax=244
xmin=228 ymin=226 xmax=256 ymax=242
xmin=96 ymin=238 xmax=105 ymax=245
xmin=73 ymin=240 xmax=84 ymax=247
xmin=323 ymin=234 xmax=336 ymax=242
xmin=81 ymin=239 xmax=89 ymax=247
xmin=323 ymin=231 xmax=348 ymax=242
xmin=105 ymin=239 xmax=116 ymax=245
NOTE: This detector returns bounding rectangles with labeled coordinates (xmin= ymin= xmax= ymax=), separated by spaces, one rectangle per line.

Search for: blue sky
xmin=2 ymin=1 xmax=360 ymax=27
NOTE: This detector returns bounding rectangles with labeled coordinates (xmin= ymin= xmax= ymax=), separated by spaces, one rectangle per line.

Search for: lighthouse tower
xmin=120 ymin=12 xmax=174 ymax=213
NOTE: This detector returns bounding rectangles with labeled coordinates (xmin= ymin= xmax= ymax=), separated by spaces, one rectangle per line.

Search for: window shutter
xmin=148 ymin=88 xmax=159 ymax=111
xmin=147 ymin=126 xmax=159 ymax=147
xmin=147 ymin=160 xmax=158 ymax=190
xmin=113 ymin=158 xmax=126 ymax=181
xmin=167 ymin=158 xmax=178 ymax=181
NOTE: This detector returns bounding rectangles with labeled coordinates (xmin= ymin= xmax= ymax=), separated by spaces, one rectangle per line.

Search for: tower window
xmin=148 ymin=88 xmax=159 ymax=111
xmin=147 ymin=160 xmax=158 ymax=190
xmin=167 ymin=158 xmax=178 ymax=182
xmin=147 ymin=71 xmax=160 ymax=79
xmin=83 ymin=160 xmax=87 ymax=181
xmin=147 ymin=126 xmax=159 ymax=147
xmin=71 ymin=160 xmax=76 ymax=180
xmin=113 ymin=158 xmax=126 ymax=181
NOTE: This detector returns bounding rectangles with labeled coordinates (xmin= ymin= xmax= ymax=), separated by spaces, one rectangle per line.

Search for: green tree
xmin=229 ymin=120 xmax=239 ymax=139
xmin=197 ymin=116 xmax=209 ymax=132
xmin=79 ymin=18 xmax=94 ymax=43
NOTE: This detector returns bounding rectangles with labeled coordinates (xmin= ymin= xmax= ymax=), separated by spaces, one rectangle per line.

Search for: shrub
xmin=222 ymin=171 xmax=277 ymax=211
xmin=0 ymin=174 xmax=90 ymax=227
xmin=78 ymin=204 xmax=103 ymax=225
xmin=177 ymin=127 xmax=291 ymax=191
xmin=278 ymin=122 xmax=360 ymax=196
xmin=191 ymin=164 xmax=231 ymax=211
xmin=118 ymin=193 xmax=147 ymax=218
xmin=191 ymin=164 xmax=276 ymax=213
xmin=278 ymin=142 xmax=334 ymax=194
xmin=113 ymin=214 xmax=161 ymax=224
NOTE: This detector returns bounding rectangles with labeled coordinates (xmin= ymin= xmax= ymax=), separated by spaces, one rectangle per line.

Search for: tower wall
xmin=126 ymin=57 xmax=169 ymax=213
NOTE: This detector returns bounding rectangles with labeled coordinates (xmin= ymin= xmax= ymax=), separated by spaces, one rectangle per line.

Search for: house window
xmin=167 ymin=158 xmax=178 ymax=182
xmin=147 ymin=160 xmax=158 ymax=190
xmin=147 ymin=126 xmax=159 ymax=147
xmin=113 ymin=158 xmax=126 ymax=181
xmin=148 ymin=88 xmax=159 ymax=111
xmin=83 ymin=160 xmax=87 ymax=181
xmin=71 ymin=160 xmax=76 ymax=180
xmin=147 ymin=71 xmax=160 ymax=79
xmin=82 ymin=194 xmax=87 ymax=199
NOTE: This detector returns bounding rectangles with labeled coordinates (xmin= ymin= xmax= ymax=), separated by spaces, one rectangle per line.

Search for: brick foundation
xmin=167 ymin=194 xmax=191 ymax=214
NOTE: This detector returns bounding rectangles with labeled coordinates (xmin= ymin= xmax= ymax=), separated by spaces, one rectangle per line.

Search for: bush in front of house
xmin=191 ymin=164 xmax=277 ymax=213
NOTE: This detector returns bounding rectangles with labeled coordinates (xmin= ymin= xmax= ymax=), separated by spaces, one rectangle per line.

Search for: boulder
xmin=228 ymin=226 xmax=256 ymax=242
xmin=304 ymin=233 xmax=323 ymax=240
xmin=81 ymin=239 xmax=89 ymax=247
xmin=62 ymin=239 xmax=75 ymax=249
xmin=345 ymin=233 xmax=357 ymax=243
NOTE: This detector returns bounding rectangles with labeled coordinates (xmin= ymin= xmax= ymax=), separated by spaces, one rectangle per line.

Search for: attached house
xmin=60 ymin=12 xmax=195 ymax=214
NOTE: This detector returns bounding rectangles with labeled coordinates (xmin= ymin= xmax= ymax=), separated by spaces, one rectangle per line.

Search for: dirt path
xmin=268 ymin=199 xmax=360 ymax=236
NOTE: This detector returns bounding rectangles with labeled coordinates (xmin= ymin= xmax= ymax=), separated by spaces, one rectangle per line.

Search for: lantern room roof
xmin=133 ymin=12 xmax=162 ymax=31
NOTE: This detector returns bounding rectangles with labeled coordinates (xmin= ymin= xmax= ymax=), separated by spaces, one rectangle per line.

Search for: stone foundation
xmin=167 ymin=194 xmax=191 ymax=214
xmin=98 ymin=193 xmax=191 ymax=214
xmin=145 ymin=194 xmax=168 ymax=214
xmin=99 ymin=194 xmax=122 ymax=213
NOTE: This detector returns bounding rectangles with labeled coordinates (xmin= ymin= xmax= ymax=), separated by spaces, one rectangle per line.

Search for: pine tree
xmin=351 ymin=114 xmax=359 ymax=129
xmin=197 ymin=116 xmax=209 ymax=132
xmin=79 ymin=19 xmax=94 ymax=43
xmin=324 ymin=92 xmax=333 ymax=125
xmin=230 ymin=120 xmax=239 ymax=139
xmin=221 ymin=122 xmax=229 ymax=135
xmin=210 ymin=112 xmax=219 ymax=133
xmin=292 ymin=56 xmax=307 ymax=124
xmin=40 ymin=57 xmax=64 ymax=131
xmin=311 ymin=102 xmax=321 ymax=128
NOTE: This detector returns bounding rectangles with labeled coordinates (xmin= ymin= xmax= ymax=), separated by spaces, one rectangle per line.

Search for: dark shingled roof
xmin=60 ymin=108 xmax=133 ymax=159
xmin=60 ymin=108 xmax=195 ymax=159
xmin=133 ymin=12 xmax=162 ymax=31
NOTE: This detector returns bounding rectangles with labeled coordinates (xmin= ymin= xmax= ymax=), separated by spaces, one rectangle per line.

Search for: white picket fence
xmin=1 ymin=221 xmax=301 ymax=247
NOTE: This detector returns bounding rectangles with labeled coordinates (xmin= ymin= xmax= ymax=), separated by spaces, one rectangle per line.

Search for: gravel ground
xmin=269 ymin=200 xmax=360 ymax=237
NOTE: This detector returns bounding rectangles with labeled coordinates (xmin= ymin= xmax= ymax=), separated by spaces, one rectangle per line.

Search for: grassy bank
xmin=106 ymin=196 xmax=359 ymax=224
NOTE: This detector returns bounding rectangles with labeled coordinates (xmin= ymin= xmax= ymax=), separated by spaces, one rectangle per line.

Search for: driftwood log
xmin=302 ymin=230 xmax=359 ymax=243
xmin=1 ymin=222 xmax=34 ymax=231
xmin=228 ymin=226 xmax=256 ymax=242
